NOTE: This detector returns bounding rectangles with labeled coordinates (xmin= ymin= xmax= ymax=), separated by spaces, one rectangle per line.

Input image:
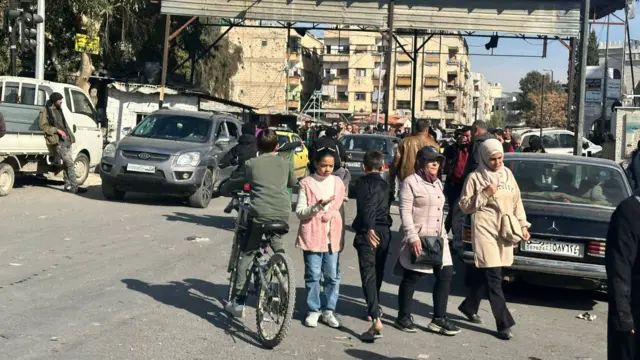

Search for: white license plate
xmin=346 ymin=161 xmax=361 ymax=168
xmin=521 ymin=239 xmax=584 ymax=258
xmin=126 ymin=163 xmax=156 ymax=174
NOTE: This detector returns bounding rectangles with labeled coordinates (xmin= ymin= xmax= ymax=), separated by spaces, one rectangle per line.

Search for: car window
xmin=506 ymin=159 xmax=628 ymax=207
xmin=277 ymin=134 xmax=291 ymax=147
xmin=70 ymin=90 xmax=96 ymax=118
xmin=558 ymin=133 xmax=576 ymax=148
xmin=131 ymin=114 xmax=213 ymax=143
xmin=541 ymin=134 xmax=560 ymax=148
xmin=3 ymin=82 xmax=19 ymax=103
xmin=341 ymin=136 xmax=389 ymax=153
xmin=225 ymin=121 xmax=239 ymax=139
xmin=215 ymin=121 xmax=229 ymax=139
xmin=292 ymin=134 xmax=301 ymax=143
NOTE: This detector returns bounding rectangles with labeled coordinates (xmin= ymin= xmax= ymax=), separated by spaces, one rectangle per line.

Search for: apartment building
xmin=321 ymin=29 xmax=474 ymax=126
xmin=470 ymin=72 xmax=496 ymax=122
xmin=226 ymin=24 xmax=323 ymax=113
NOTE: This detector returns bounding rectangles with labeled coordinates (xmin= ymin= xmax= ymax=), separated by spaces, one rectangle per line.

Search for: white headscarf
xmin=477 ymin=138 xmax=508 ymax=186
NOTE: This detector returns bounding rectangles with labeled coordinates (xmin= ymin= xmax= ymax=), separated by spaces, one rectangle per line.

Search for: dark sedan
xmin=462 ymin=153 xmax=633 ymax=290
xmin=340 ymin=134 xmax=399 ymax=193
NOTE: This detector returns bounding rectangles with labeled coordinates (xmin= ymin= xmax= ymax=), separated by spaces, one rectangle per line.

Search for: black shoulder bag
xmin=410 ymin=215 xmax=446 ymax=267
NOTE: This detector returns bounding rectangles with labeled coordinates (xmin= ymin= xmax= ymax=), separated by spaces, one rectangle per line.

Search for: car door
xmin=213 ymin=120 xmax=235 ymax=183
xmin=291 ymin=133 xmax=308 ymax=177
xmin=557 ymin=133 xmax=577 ymax=155
xmin=64 ymin=87 xmax=103 ymax=166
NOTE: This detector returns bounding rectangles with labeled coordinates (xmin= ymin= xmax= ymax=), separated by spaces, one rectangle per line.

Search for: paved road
xmin=1 ymin=175 xmax=607 ymax=360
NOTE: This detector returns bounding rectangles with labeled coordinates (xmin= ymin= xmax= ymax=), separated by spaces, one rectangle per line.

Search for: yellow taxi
xmin=275 ymin=129 xmax=309 ymax=178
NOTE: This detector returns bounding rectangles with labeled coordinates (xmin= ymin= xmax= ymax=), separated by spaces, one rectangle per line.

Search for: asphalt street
xmin=1 ymin=174 xmax=607 ymax=360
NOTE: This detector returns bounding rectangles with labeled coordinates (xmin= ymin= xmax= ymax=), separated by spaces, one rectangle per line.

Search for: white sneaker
xmin=224 ymin=300 xmax=245 ymax=318
xmin=322 ymin=311 xmax=341 ymax=328
xmin=305 ymin=312 xmax=321 ymax=327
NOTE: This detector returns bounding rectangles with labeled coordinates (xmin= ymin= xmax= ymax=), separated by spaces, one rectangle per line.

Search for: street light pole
xmin=541 ymin=69 xmax=554 ymax=136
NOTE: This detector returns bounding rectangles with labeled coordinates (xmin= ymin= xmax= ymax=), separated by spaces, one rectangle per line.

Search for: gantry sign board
xmin=161 ymin=0 xmax=595 ymax=37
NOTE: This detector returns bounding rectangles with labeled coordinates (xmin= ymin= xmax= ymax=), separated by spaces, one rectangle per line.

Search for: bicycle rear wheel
xmin=255 ymin=252 xmax=296 ymax=349
xmin=226 ymin=234 xmax=241 ymax=302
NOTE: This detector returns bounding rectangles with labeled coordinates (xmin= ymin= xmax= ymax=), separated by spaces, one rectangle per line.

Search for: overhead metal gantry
xmin=159 ymin=0 xmax=628 ymax=155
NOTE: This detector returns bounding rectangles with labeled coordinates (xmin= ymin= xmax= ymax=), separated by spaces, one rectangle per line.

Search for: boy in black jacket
xmin=352 ymin=150 xmax=393 ymax=342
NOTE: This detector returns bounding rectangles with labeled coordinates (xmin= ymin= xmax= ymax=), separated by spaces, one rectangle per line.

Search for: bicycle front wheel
xmin=255 ymin=252 xmax=296 ymax=349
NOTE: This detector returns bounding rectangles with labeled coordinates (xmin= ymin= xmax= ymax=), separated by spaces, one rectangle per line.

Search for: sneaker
xmin=224 ymin=300 xmax=245 ymax=318
xmin=393 ymin=315 xmax=418 ymax=333
xmin=427 ymin=317 xmax=461 ymax=336
xmin=321 ymin=311 xmax=341 ymax=328
xmin=304 ymin=312 xmax=321 ymax=327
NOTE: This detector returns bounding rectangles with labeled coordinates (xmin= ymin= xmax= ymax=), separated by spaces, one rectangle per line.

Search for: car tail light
xmin=587 ymin=241 xmax=606 ymax=257
xmin=463 ymin=227 xmax=472 ymax=243
xmin=243 ymin=183 xmax=251 ymax=192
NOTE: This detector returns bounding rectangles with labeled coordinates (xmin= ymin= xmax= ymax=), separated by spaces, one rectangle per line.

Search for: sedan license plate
xmin=521 ymin=239 xmax=584 ymax=258
xmin=126 ymin=163 xmax=156 ymax=174
xmin=346 ymin=161 xmax=361 ymax=168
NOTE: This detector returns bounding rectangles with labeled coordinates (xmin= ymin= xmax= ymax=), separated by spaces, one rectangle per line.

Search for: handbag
xmin=493 ymin=196 xmax=525 ymax=243
xmin=410 ymin=212 xmax=445 ymax=267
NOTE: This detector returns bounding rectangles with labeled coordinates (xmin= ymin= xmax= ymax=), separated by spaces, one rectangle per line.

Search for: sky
xmin=471 ymin=9 xmax=640 ymax=92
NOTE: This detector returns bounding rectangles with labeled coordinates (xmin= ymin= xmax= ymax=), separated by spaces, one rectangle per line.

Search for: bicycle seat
xmin=260 ymin=220 xmax=289 ymax=235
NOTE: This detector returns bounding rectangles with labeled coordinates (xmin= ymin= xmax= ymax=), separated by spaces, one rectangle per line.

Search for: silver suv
xmin=100 ymin=109 xmax=241 ymax=208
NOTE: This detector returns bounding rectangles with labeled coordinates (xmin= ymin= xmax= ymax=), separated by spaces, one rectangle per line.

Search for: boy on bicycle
xmin=225 ymin=129 xmax=298 ymax=318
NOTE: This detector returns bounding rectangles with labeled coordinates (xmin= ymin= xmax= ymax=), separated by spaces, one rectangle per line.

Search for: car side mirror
xmin=122 ymin=127 xmax=132 ymax=136
xmin=582 ymin=141 xmax=589 ymax=150
xmin=73 ymin=124 xmax=77 ymax=133
xmin=215 ymin=137 xmax=230 ymax=146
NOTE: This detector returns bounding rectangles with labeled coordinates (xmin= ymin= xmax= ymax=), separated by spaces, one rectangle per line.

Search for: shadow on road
xmin=122 ymin=278 xmax=265 ymax=348
xmin=344 ymin=349 xmax=413 ymax=359
xmin=13 ymin=174 xmax=64 ymax=189
xmin=163 ymin=212 xmax=235 ymax=231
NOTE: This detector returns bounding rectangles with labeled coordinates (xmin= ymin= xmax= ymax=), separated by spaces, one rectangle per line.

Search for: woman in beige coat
xmin=457 ymin=139 xmax=530 ymax=340
xmin=393 ymin=147 xmax=460 ymax=336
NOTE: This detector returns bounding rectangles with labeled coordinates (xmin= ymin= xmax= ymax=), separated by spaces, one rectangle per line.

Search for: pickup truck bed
xmin=0 ymin=103 xmax=48 ymax=155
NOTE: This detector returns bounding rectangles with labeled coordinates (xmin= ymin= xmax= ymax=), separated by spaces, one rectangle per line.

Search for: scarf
xmin=414 ymin=158 xmax=439 ymax=184
xmin=477 ymin=138 xmax=508 ymax=187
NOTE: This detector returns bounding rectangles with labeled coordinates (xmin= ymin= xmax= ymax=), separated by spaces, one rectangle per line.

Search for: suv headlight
xmin=103 ymin=142 xmax=117 ymax=158
xmin=175 ymin=152 xmax=201 ymax=167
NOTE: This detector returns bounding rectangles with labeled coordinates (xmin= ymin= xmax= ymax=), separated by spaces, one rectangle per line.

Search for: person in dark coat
xmin=463 ymin=120 xmax=494 ymax=178
xmin=606 ymin=194 xmax=640 ymax=360
xmin=219 ymin=122 xmax=258 ymax=213
xmin=522 ymin=135 xmax=546 ymax=153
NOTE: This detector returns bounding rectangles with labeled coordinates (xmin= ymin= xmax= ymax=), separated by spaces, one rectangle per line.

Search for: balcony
xmin=445 ymin=105 xmax=459 ymax=113
xmin=324 ymin=77 xmax=349 ymax=86
xmin=288 ymin=76 xmax=301 ymax=86
xmin=396 ymin=76 xmax=411 ymax=87
xmin=323 ymin=53 xmax=350 ymax=62
xmin=424 ymin=53 xmax=439 ymax=64
xmin=398 ymin=53 xmax=412 ymax=63
xmin=324 ymin=99 xmax=350 ymax=110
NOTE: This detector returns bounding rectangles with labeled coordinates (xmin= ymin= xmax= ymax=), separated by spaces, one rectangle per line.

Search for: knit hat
xmin=50 ymin=92 xmax=63 ymax=102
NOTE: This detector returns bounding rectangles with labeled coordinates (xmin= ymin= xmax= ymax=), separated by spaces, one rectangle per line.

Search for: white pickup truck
xmin=0 ymin=76 xmax=104 ymax=196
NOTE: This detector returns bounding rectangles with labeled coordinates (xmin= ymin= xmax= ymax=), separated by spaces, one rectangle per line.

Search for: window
xmin=215 ymin=122 xmax=229 ymax=139
xmin=396 ymin=100 xmax=411 ymax=110
xmin=505 ymin=159 xmax=628 ymax=207
xmin=136 ymin=114 xmax=147 ymax=125
xmin=337 ymin=69 xmax=348 ymax=77
xmin=355 ymin=68 xmax=366 ymax=77
xmin=541 ymin=134 xmax=560 ymax=148
xmin=424 ymin=101 xmax=439 ymax=110
xmin=131 ymin=114 xmax=213 ymax=143
xmin=261 ymin=40 xmax=268 ymax=47
xmin=341 ymin=136 xmax=389 ymax=153
xmin=355 ymin=92 xmax=366 ymax=101
xmin=18 ymin=84 xmax=46 ymax=105
xmin=558 ymin=133 xmax=576 ymax=148
xmin=70 ymin=90 xmax=96 ymax=118
xmin=3 ymin=82 xmax=19 ymax=103
xmin=225 ymin=120 xmax=239 ymax=139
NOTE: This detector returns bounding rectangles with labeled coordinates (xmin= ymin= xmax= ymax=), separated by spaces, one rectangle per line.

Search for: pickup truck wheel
xmin=102 ymin=183 xmax=126 ymax=201
xmin=74 ymin=153 xmax=90 ymax=185
xmin=188 ymin=168 xmax=213 ymax=208
xmin=0 ymin=163 xmax=15 ymax=197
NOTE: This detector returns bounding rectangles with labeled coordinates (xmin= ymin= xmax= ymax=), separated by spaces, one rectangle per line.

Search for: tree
xmin=521 ymin=91 xmax=567 ymax=128
xmin=488 ymin=112 xmax=502 ymax=129
xmin=587 ymin=29 xmax=599 ymax=66
xmin=516 ymin=71 xmax=564 ymax=113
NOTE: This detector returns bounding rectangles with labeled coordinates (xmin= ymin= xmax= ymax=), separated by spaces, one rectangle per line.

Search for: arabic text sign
xmin=75 ymin=34 xmax=100 ymax=55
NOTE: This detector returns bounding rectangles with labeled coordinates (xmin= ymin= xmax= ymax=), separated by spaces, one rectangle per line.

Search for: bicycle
xmin=226 ymin=185 xmax=296 ymax=349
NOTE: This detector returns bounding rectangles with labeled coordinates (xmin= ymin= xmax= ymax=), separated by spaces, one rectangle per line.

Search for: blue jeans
xmin=303 ymin=251 xmax=341 ymax=313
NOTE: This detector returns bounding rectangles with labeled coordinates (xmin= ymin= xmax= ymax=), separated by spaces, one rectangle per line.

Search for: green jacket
xmin=39 ymin=105 xmax=75 ymax=146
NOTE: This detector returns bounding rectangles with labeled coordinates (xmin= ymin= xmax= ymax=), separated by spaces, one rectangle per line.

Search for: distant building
xmin=493 ymin=92 xmax=523 ymax=127
xmin=470 ymin=73 xmax=494 ymax=122
xmin=597 ymin=40 xmax=640 ymax=96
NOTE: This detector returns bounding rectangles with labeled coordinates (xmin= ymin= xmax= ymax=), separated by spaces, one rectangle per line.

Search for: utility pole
xmin=382 ymin=0 xmax=394 ymax=131
xmin=539 ymin=73 xmax=545 ymax=138
xmin=7 ymin=0 xmax=21 ymax=76
xmin=35 ymin=0 xmax=45 ymax=79
xmin=567 ymin=38 xmax=577 ymax=130
xmin=600 ymin=14 xmax=610 ymax=134
xmin=574 ymin=0 xmax=591 ymax=156
xmin=375 ymin=46 xmax=384 ymax=125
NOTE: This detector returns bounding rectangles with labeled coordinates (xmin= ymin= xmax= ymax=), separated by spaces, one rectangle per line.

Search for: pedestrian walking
xmin=352 ymin=150 xmax=393 ymax=342
xmin=442 ymin=126 xmax=471 ymax=245
xmin=393 ymin=146 xmax=460 ymax=336
xmin=606 ymin=194 xmax=640 ymax=360
xmin=38 ymin=92 xmax=86 ymax=194
xmin=457 ymin=139 xmax=530 ymax=340
xmin=392 ymin=119 xmax=439 ymax=183
xmin=295 ymin=149 xmax=346 ymax=329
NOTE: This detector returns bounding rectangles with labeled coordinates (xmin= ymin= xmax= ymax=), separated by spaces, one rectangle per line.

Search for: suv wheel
xmin=189 ymin=168 xmax=213 ymax=208
xmin=102 ymin=182 xmax=126 ymax=201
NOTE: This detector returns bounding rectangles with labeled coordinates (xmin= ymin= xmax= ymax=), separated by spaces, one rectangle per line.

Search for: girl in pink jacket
xmin=295 ymin=148 xmax=346 ymax=329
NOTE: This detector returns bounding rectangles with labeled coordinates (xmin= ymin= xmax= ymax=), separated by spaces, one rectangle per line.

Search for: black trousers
xmin=398 ymin=265 xmax=454 ymax=319
xmin=444 ymin=182 xmax=462 ymax=234
xmin=459 ymin=267 xmax=515 ymax=331
xmin=353 ymin=227 xmax=391 ymax=319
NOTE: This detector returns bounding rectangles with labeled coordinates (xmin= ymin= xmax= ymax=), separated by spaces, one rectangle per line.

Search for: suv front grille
xmin=121 ymin=150 xmax=170 ymax=161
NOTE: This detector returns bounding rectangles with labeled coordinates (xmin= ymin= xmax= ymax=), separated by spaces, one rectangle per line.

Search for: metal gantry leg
xmin=574 ymin=0 xmax=590 ymax=156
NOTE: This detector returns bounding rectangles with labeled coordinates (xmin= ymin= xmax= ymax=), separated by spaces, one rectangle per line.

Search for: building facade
xmin=493 ymin=92 xmax=523 ymax=127
xmin=470 ymin=72 xmax=495 ymax=122
xmin=321 ymin=29 xmax=474 ymax=126
xmin=597 ymin=40 xmax=640 ymax=96
xmin=226 ymin=24 xmax=323 ymax=113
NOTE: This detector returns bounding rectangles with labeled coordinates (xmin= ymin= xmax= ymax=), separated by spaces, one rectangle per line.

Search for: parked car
xmin=99 ymin=109 xmax=241 ymax=208
xmin=274 ymin=128 xmax=309 ymax=178
xmin=340 ymin=134 xmax=399 ymax=194
xmin=519 ymin=128 xmax=602 ymax=156
xmin=0 ymin=76 xmax=104 ymax=196
xmin=462 ymin=153 xmax=632 ymax=290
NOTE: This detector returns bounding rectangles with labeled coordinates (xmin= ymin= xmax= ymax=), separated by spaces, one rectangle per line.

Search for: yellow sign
xmin=75 ymin=34 xmax=100 ymax=55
